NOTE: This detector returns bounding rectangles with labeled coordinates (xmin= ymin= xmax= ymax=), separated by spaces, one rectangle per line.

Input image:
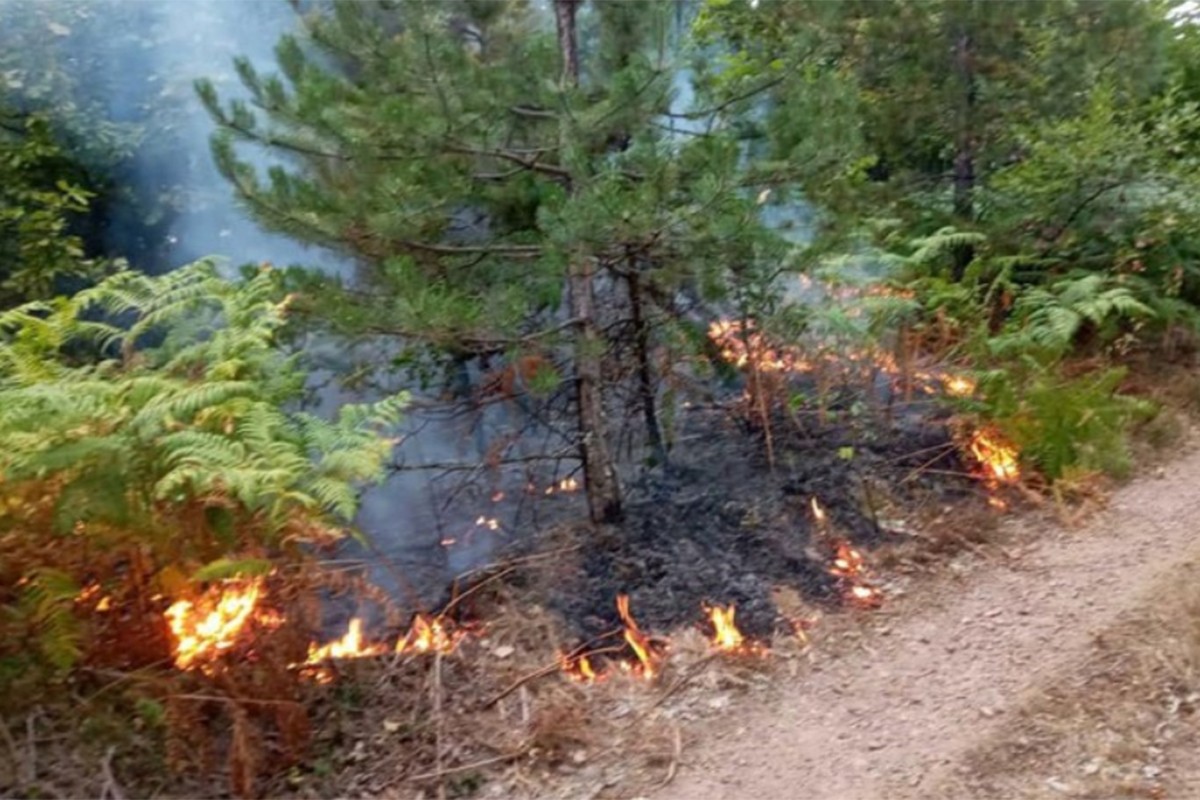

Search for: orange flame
xmin=544 ymin=476 xmax=580 ymax=495
xmin=707 ymin=604 xmax=748 ymax=652
xmin=396 ymin=613 xmax=461 ymax=655
xmin=828 ymin=541 xmax=884 ymax=608
xmin=305 ymin=618 xmax=386 ymax=664
xmin=943 ymin=375 xmax=976 ymax=397
xmin=969 ymin=428 xmax=1020 ymax=484
xmin=475 ymin=515 xmax=500 ymax=531
xmin=560 ymin=652 xmax=601 ymax=683
xmin=616 ymin=594 xmax=658 ymax=679
xmin=165 ymin=579 xmax=265 ymax=671
xmin=707 ymin=316 xmax=978 ymax=401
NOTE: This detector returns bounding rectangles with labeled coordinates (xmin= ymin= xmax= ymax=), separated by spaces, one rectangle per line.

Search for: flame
xmin=943 ymin=375 xmax=976 ymax=397
xmin=491 ymin=490 xmax=505 ymax=502
xmin=810 ymin=497 xmax=826 ymax=523
xmin=306 ymin=617 xmax=386 ymax=663
xmin=396 ymin=613 xmax=461 ymax=655
xmin=707 ymin=315 xmax=977 ymax=401
xmin=827 ymin=541 xmax=884 ymax=608
xmin=969 ymin=428 xmax=1020 ymax=484
xmin=560 ymin=652 xmax=601 ymax=683
xmin=76 ymin=582 xmax=113 ymax=612
xmin=707 ymin=604 xmax=745 ymax=652
xmin=544 ymin=476 xmax=580 ymax=495
xmin=165 ymin=579 xmax=265 ymax=671
xmin=616 ymin=594 xmax=658 ymax=679
xmin=475 ymin=515 xmax=500 ymax=531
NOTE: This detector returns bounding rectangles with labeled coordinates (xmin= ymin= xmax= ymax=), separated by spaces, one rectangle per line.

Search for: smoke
xmin=123 ymin=0 xmax=353 ymax=275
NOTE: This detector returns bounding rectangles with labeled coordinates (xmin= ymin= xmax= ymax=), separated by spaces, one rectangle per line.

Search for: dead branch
xmin=482 ymin=639 xmax=626 ymax=709
xmin=432 ymin=651 xmax=446 ymax=800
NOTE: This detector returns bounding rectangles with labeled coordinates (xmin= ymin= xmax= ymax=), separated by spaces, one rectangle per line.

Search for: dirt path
xmin=656 ymin=444 xmax=1200 ymax=800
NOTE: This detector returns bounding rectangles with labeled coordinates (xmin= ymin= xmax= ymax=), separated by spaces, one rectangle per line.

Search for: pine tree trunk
xmin=628 ymin=268 xmax=668 ymax=469
xmin=952 ymin=23 xmax=977 ymax=281
xmin=555 ymin=0 xmax=623 ymax=523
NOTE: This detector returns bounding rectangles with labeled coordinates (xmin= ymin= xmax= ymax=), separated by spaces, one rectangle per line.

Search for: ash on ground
xmin=539 ymin=398 xmax=978 ymax=645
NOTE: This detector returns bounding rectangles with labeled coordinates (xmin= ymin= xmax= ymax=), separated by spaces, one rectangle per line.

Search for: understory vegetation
xmin=2 ymin=0 xmax=1200 ymax=796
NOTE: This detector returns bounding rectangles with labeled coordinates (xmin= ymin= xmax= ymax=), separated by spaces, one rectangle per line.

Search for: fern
xmin=0 ymin=261 xmax=406 ymax=687
xmin=993 ymin=273 xmax=1152 ymax=357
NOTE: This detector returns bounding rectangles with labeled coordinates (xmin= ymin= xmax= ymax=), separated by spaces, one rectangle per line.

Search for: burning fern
xmin=0 ymin=260 xmax=405 ymax=688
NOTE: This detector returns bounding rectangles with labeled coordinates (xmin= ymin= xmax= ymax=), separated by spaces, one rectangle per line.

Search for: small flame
xmin=165 ymin=579 xmax=265 ymax=671
xmin=76 ymin=583 xmax=113 ymax=612
xmin=491 ymin=490 xmax=505 ymax=502
xmin=616 ymin=594 xmax=658 ymax=679
xmin=545 ymin=477 xmax=580 ymax=495
xmin=827 ymin=541 xmax=884 ymax=608
xmin=396 ymin=613 xmax=461 ymax=655
xmin=560 ymin=652 xmax=601 ymax=683
xmin=306 ymin=617 xmax=386 ymax=663
xmin=810 ymin=497 xmax=826 ymax=523
xmin=475 ymin=515 xmax=500 ymax=531
xmin=969 ymin=428 xmax=1020 ymax=484
xmin=707 ymin=604 xmax=745 ymax=652
xmin=943 ymin=375 xmax=976 ymax=397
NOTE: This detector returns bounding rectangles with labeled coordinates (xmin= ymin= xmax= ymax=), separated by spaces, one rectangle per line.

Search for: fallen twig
xmin=649 ymin=724 xmax=683 ymax=792
xmin=432 ymin=650 xmax=446 ymax=800
xmin=100 ymin=746 xmax=126 ymax=800
xmin=408 ymin=749 xmax=529 ymax=783
xmin=482 ymin=639 xmax=627 ymax=708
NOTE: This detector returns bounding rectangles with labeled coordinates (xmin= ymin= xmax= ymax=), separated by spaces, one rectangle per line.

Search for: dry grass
xmin=932 ymin=558 xmax=1200 ymax=800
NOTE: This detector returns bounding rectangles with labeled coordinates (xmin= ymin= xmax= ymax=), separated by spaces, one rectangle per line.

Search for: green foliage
xmin=977 ymin=366 xmax=1155 ymax=481
xmin=0 ymin=111 xmax=108 ymax=307
xmin=0 ymin=261 xmax=404 ymax=680
xmin=991 ymin=274 xmax=1152 ymax=358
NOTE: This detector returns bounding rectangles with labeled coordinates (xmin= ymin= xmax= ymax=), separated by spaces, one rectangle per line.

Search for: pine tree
xmin=198 ymin=0 xmax=775 ymax=523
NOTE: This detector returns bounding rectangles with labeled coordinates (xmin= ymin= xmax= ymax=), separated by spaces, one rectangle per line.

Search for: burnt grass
xmin=544 ymin=393 xmax=981 ymax=648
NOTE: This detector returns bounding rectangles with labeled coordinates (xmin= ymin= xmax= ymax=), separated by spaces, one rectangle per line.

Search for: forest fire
xmin=708 ymin=604 xmax=745 ymax=651
xmin=707 ymin=317 xmax=977 ymax=400
xmin=560 ymin=652 xmax=601 ymax=683
xmin=707 ymin=319 xmax=808 ymax=373
xmin=943 ymin=375 xmax=977 ymax=396
xmin=969 ymin=428 xmax=1021 ymax=484
xmin=706 ymin=603 xmax=767 ymax=656
xmin=165 ymin=578 xmax=268 ymax=672
xmin=305 ymin=618 xmax=385 ymax=663
xmin=828 ymin=541 xmax=884 ymax=608
xmin=396 ymin=613 xmax=461 ymax=655
xmin=545 ymin=476 xmax=580 ymax=495
xmin=616 ymin=594 xmax=659 ymax=679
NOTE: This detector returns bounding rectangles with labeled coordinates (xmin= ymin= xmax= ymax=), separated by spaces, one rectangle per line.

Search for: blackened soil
xmin=546 ymin=399 xmax=978 ymax=645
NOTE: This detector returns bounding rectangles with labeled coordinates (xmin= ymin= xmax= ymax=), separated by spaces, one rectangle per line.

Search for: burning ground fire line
xmin=707 ymin=316 xmax=1025 ymax=506
xmin=162 ymin=505 xmax=890 ymax=684
xmin=706 ymin=318 xmax=978 ymax=399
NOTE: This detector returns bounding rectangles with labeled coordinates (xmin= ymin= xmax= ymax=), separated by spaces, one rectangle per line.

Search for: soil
xmin=654 ymin=435 xmax=1200 ymax=800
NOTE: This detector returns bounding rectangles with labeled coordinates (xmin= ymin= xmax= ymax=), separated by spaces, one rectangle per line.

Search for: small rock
xmin=1046 ymin=777 xmax=1073 ymax=794
xmin=985 ymin=609 xmax=1003 ymax=618
xmin=980 ymin=706 xmax=997 ymax=718
xmin=493 ymin=645 xmax=515 ymax=659
xmin=571 ymin=750 xmax=588 ymax=765
xmin=383 ymin=719 xmax=402 ymax=733
xmin=867 ymin=740 xmax=887 ymax=751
